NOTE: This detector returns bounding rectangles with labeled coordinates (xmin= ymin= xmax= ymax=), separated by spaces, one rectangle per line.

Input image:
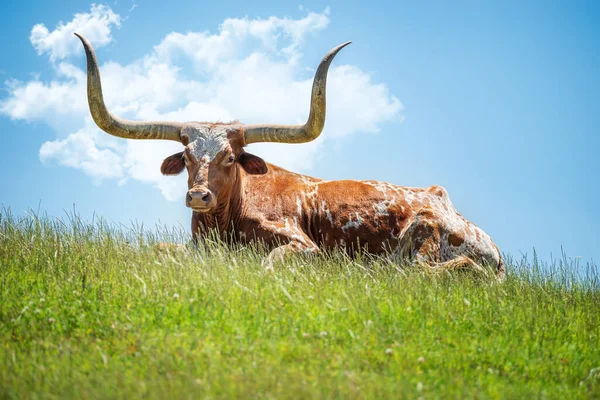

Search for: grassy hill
xmin=1 ymin=211 xmax=599 ymax=399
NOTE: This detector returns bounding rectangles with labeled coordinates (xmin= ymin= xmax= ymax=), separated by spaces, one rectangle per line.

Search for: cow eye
xmin=227 ymin=155 xmax=235 ymax=164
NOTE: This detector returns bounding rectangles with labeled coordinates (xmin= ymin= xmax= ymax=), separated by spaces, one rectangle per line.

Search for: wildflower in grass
xmin=173 ymin=293 xmax=180 ymax=299
xmin=385 ymin=348 xmax=393 ymax=355
xmin=48 ymin=318 xmax=55 ymax=324
xmin=320 ymin=331 xmax=328 ymax=337
xmin=418 ymin=357 xmax=425 ymax=363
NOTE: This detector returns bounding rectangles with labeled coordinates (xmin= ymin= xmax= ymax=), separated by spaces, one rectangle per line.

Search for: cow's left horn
xmin=75 ymin=33 xmax=183 ymax=142
xmin=243 ymin=41 xmax=351 ymax=145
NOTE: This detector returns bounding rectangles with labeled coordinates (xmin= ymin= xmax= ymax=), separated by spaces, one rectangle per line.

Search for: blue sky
xmin=0 ymin=0 xmax=598 ymax=264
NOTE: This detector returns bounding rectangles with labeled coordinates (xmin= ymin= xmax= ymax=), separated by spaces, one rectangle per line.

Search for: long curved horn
xmin=243 ymin=41 xmax=351 ymax=145
xmin=75 ymin=33 xmax=182 ymax=141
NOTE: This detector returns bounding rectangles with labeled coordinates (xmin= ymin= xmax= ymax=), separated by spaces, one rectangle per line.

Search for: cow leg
xmin=397 ymin=208 xmax=442 ymax=264
xmin=397 ymin=220 xmax=485 ymax=274
xmin=254 ymin=218 xmax=320 ymax=270
xmin=439 ymin=221 xmax=505 ymax=280
xmin=396 ymin=208 xmax=503 ymax=278
xmin=263 ymin=241 xmax=319 ymax=271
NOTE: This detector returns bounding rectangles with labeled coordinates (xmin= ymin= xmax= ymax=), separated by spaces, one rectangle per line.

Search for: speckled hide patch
xmin=273 ymin=176 xmax=499 ymax=267
xmin=180 ymin=123 xmax=240 ymax=162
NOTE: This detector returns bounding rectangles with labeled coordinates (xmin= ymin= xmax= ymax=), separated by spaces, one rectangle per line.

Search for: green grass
xmin=1 ymin=210 xmax=599 ymax=399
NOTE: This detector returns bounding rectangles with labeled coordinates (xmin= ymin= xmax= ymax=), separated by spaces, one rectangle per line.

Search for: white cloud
xmin=1 ymin=7 xmax=402 ymax=202
xmin=40 ymin=127 xmax=124 ymax=181
xmin=0 ymin=63 xmax=87 ymax=132
xmin=30 ymin=4 xmax=120 ymax=61
xmin=153 ymin=9 xmax=330 ymax=69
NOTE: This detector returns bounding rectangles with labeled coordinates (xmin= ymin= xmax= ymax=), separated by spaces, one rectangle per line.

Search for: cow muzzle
xmin=186 ymin=189 xmax=216 ymax=212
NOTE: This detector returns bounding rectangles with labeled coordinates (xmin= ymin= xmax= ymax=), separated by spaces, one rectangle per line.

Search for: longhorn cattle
xmin=76 ymin=33 xmax=504 ymax=278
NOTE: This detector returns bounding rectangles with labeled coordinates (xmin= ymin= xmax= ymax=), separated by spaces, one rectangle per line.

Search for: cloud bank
xmin=1 ymin=5 xmax=402 ymax=201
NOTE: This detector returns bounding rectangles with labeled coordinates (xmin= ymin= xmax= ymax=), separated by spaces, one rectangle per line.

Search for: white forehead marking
xmin=181 ymin=123 xmax=237 ymax=162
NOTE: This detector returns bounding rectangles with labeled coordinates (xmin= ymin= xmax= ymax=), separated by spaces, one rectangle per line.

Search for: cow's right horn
xmin=243 ymin=41 xmax=351 ymax=145
xmin=75 ymin=33 xmax=183 ymax=142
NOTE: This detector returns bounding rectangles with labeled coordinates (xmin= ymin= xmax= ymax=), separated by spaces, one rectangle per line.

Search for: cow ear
xmin=161 ymin=152 xmax=185 ymax=175
xmin=237 ymin=152 xmax=268 ymax=175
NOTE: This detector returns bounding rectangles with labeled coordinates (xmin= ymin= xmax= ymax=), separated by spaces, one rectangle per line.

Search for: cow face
xmin=160 ymin=124 xmax=267 ymax=213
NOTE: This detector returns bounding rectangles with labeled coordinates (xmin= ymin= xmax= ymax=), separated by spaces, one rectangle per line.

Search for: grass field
xmin=1 ymin=211 xmax=599 ymax=399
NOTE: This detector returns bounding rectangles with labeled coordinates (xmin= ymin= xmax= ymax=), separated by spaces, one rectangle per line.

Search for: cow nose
xmin=186 ymin=190 xmax=213 ymax=209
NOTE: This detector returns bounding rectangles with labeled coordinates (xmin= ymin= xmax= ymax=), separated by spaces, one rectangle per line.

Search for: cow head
xmin=160 ymin=124 xmax=267 ymax=212
xmin=75 ymin=33 xmax=350 ymax=213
